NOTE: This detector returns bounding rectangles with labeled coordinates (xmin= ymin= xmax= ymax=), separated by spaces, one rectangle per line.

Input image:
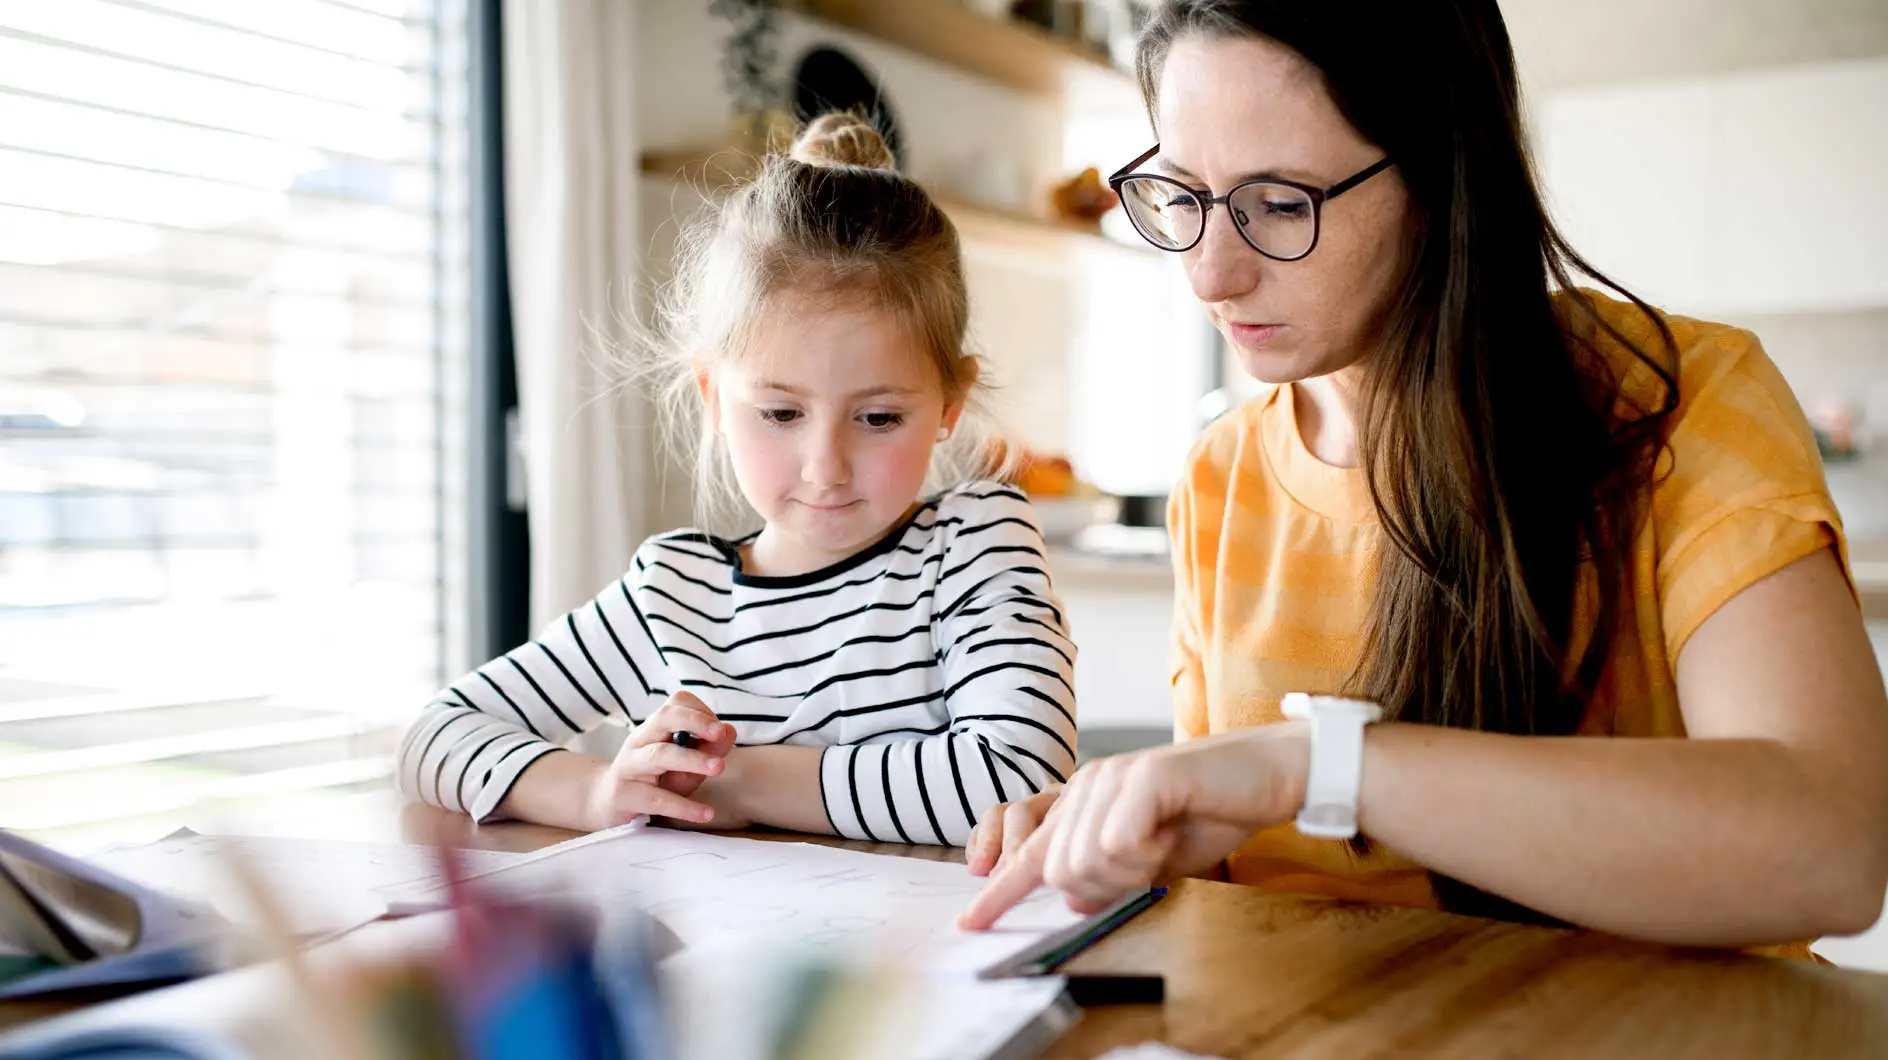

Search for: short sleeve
xmin=1652 ymin=327 xmax=1851 ymax=662
xmin=1168 ymin=455 xmax=1210 ymax=741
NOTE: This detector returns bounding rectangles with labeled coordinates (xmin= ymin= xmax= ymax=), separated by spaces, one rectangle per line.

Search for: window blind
xmin=0 ymin=0 xmax=470 ymax=849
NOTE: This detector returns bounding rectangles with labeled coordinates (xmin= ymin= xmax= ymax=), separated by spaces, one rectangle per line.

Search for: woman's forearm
xmin=1358 ymin=723 xmax=1887 ymax=945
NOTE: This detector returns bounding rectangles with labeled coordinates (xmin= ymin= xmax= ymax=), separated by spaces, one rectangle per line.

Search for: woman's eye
xmin=758 ymin=408 xmax=801 ymax=426
xmin=1161 ymin=191 xmax=1203 ymax=212
xmin=1263 ymin=198 xmax=1311 ymax=219
xmin=859 ymin=411 xmax=904 ymax=431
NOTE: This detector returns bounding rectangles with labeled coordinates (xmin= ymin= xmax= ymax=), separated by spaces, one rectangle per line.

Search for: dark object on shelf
xmin=791 ymin=44 xmax=905 ymax=167
xmin=1116 ymin=494 xmax=1168 ymax=529
xmin=1011 ymin=0 xmax=1076 ymax=36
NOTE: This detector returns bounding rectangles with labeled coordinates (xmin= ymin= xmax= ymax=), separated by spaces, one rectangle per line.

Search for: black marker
xmin=1064 ymin=974 xmax=1165 ymax=1007
xmin=671 ymin=730 xmax=699 ymax=750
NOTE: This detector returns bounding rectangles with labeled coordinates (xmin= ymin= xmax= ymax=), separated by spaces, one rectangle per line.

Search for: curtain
xmin=502 ymin=0 xmax=652 ymax=639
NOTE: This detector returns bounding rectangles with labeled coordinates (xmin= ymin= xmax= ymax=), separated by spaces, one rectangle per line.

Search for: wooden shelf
xmin=640 ymin=148 xmax=1153 ymax=260
xmin=801 ymin=0 xmax=1132 ymax=98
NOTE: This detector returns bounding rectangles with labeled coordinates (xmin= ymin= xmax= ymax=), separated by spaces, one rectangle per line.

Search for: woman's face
xmin=1154 ymin=33 xmax=1415 ymax=385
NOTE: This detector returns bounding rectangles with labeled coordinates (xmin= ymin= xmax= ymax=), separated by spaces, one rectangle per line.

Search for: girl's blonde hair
xmin=645 ymin=112 xmax=999 ymax=531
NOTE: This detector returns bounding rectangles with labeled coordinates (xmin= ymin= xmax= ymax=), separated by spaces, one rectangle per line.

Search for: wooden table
xmin=392 ymin=804 xmax=1888 ymax=1059
xmin=7 ymin=799 xmax=1885 ymax=1058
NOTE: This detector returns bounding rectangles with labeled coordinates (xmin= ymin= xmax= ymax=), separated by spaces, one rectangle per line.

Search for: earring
xmin=936 ymin=427 xmax=951 ymax=442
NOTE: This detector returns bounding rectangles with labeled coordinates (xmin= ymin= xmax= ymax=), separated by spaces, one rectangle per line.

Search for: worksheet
xmin=92 ymin=830 xmax=527 ymax=938
xmin=394 ymin=821 xmax=1086 ymax=976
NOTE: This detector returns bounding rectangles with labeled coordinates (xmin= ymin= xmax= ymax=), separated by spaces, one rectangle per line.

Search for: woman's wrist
xmin=1178 ymin=721 xmax=1314 ymax=829
xmin=1208 ymin=718 xmax=1314 ymax=827
xmin=1246 ymin=718 xmax=1315 ymax=826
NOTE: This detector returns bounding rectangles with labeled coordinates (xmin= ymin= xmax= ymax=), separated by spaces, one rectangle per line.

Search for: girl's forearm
xmin=706 ymin=745 xmax=832 ymax=834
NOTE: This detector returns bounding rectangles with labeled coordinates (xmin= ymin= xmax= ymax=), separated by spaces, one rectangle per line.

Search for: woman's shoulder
xmin=1563 ymin=288 xmax=1830 ymax=535
xmin=1560 ymin=288 xmax=1802 ymax=436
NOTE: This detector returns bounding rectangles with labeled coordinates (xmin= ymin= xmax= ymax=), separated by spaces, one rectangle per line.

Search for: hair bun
xmin=789 ymin=112 xmax=897 ymax=172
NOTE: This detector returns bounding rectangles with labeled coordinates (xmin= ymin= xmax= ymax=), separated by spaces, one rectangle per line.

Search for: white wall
xmin=1537 ymin=58 xmax=1888 ymax=319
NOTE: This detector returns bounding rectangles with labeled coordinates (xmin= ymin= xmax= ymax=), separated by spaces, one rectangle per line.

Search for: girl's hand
xmin=957 ymin=723 xmax=1311 ymax=930
xmin=966 ymin=787 xmax=1062 ymax=877
xmin=583 ymin=692 xmax=736 ymax=830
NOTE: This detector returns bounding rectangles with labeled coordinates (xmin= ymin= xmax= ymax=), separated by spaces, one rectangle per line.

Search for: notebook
xmin=0 ymin=830 xmax=239 ymax=1002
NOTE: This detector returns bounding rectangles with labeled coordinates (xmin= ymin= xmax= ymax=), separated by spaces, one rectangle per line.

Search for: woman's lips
xmin=1225 ymin=322 xmax=1285 ymax=348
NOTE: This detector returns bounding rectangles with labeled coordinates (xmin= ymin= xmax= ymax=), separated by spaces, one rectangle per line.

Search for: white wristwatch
xmin=1280 ymin=693 xmax=1384 ymax=840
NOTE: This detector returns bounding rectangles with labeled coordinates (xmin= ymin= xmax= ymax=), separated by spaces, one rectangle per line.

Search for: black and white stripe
xmin=396 ymin=481 xmax=1079 ymax=844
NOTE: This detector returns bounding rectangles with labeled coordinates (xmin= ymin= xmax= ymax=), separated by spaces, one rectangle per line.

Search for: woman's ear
xmin=694 ymin=368 xmax=722 ymax=435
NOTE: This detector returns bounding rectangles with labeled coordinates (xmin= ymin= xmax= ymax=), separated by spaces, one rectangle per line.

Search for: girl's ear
xmin=939 ymin=357 xmax=980 ymax=438
xmin=695 ymin=368 xmax=722 ymax=435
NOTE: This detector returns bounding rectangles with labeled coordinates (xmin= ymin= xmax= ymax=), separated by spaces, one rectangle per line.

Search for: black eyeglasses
xmin=1107 ymin=144 xmax=1394 ymax=261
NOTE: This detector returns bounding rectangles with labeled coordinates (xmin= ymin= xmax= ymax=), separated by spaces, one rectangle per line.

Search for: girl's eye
xmin=859 ymin=411 xmax=904 ymax=431
xmin=758 ymin=408 xmax=801 ymax=426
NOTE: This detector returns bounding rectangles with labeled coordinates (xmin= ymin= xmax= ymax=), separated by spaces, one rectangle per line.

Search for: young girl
xmin=397 ymin=114 xmax=1077 ymax=845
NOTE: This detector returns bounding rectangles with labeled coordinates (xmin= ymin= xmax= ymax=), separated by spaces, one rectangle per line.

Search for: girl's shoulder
xmin=934 ymin=477 xmax=1030 ymax=508
xmin=629 ymin=528 xmax=741 ymax=584
xmin=923 ymin=480 xmax=1051 ymax=575
xmin=929 ymin=479 xmax=1041 ymax=535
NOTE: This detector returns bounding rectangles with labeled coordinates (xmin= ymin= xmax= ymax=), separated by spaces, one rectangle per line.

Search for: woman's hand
xmin=958 ymin=723 xmax=1311 ymax=930
xmin=583 ymin=692 xmax=737 ymax=830
xmin=966 ymin=787 xmax=1062 ymax=877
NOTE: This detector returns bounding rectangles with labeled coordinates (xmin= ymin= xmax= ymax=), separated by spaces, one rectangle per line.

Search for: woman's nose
xmin=1186 ymin=210 xmax=1265 ymax=306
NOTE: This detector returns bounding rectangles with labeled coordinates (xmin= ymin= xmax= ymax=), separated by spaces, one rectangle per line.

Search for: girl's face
xmin=702 ymin=291 xmax=965 ymax=576
xmin=1154 ymin=33 xmax=1415 ymax=385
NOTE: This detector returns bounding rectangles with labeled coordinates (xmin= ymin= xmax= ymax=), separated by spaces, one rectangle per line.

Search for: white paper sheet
xmin=397 ymin=824 xmax=1087 ymax=976
xmin=90 ymin=831 xmax=527 ymax=938
xmin=661 ymin=952 xmax=1078 ymax=1060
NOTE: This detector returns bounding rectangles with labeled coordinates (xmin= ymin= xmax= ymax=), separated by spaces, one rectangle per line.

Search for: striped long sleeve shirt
xmin=396 ymin=481 xmax=1078 ymax=845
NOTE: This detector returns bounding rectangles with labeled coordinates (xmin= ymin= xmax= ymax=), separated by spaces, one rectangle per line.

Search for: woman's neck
xmin=1291 ymin=367 xmax=1366 ymax=469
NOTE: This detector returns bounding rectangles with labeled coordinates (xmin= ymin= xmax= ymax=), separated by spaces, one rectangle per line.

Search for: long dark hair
xmin=1136 ymin=0 xmax=1678 ymax=921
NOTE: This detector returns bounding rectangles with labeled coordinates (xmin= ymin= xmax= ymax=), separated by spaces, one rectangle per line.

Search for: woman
xmin=960 ymin=0 xmax=1888 ymax=955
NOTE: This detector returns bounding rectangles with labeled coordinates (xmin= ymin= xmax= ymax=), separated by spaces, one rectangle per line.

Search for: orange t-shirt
xmin=1167 ymin=291 xmax=1848 ymax=955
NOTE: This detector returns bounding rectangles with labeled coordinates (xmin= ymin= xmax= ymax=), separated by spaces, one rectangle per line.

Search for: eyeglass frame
xmin=1106 ymin=143 xmax=1395 ymax=261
